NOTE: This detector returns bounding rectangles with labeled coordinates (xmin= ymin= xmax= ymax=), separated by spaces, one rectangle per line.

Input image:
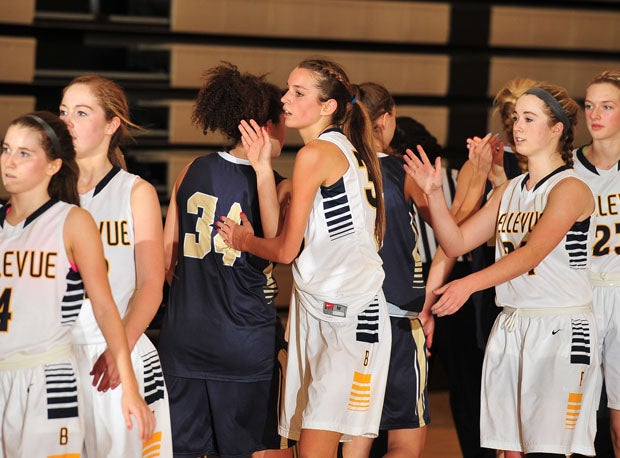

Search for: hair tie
xmin=524 ymin=87 xmax=571 ymax=133
xmin=26 ymin=114 xmax=62 ymax=155
xmin=350 ymin=96 xmax=357 ymax=104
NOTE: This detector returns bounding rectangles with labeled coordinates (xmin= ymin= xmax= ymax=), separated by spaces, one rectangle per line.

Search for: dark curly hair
xmin=389 ymin=116 xmax=443 ymax=162
xmin=8 ymin=111 xmax=79 ymax=205
xmin=191 ymin=62 xmax=283 ymax=150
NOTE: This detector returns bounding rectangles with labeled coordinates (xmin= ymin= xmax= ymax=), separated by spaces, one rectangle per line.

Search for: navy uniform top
xmin=379 ymin=154 xmax=425 ymax=314
xmin=158 ymin=152 xmax=283 ymax=382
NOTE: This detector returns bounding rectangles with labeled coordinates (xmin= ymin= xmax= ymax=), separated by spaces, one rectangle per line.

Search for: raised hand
xmin=239 ymin=119 xmax=273 ymax=171
xmin=403 ymin=145 xmax=444 ymax=196
xmin=488 ymin=134 xmax=508 ymax=187
xmin=466 ymin=133 xmax=493 ymax=178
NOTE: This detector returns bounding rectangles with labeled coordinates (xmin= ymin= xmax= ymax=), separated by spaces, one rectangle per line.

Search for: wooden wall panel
xmin=490 ymin=6 xmax=620 ymax=51
xmin=488 ymin=57 xmax=620 ymax=98
xmin=171 ymin=0 xmax=449 ymax=44
xmin=0 ymin=0 xmax=35 ymax=24
xmin=0 ymin=37 xmax=36 ymax=83
xmin=169 ymin=44 xmax=449 ymax=96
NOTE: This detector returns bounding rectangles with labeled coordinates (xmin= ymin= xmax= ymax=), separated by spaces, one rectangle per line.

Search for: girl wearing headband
xmin=572 ymin=69 xmax=620 ymax=457
xmin=0 ymin=111 xmax=154 ymax=457
xmin=59 ymin=75 xmax=172 ymax=457
xmin=404 ymin=84 xmax=599 ymax=457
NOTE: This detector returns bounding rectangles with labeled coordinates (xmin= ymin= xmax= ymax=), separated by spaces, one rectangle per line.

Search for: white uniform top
xmin=0 ymin=200 xmax=83 ymax=359
xmin=495 ymin=167 xmax=594 ymax=309
xmin=72 ymin=167 xmax=136 ymax=345
xmin=292 ymin=129 xmax=385 ymax=320
xmin=573 ymin=147 xmax=620 ymax=274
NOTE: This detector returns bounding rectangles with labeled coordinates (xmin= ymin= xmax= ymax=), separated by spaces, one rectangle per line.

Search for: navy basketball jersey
xmin=379 ymin=153 xmax=425 ymax=313
xmin=0 ymin=200 xmax=84 ymax=359
xmin=159 ymin=152 xmax=282 ymax=381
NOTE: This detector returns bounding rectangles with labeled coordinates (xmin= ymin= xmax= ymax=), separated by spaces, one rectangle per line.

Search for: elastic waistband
xmin=0 ymin=344 xmax=72 ymax=371
xmin=590 ymin=271 xmax=620 ymax=286
xmin=386 ymin=301 xmax=419 ymax=318
xmin=501 ymin=305 xmax=591 ymax=332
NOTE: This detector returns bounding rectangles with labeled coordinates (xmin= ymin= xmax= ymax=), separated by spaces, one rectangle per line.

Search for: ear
xmin=47 ymin=157 xmax=62 ymax=176
xmin=551 ymin=121 xmax=563 ymax=136
xmin=321 ymin=99 xmax=337 ymax=116
xmin=105 ymin=116 xmax=121 ymax=136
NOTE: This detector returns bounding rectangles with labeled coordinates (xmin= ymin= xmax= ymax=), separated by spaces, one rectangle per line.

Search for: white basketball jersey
xmin=0 ymin=200 xmax=83 ymax=359
xmin=573 ymin=147 xmax=620 ymax=274
xmin=494 ymin=167 xmax=594 ymax=309
xmin=292 ymin=129 xmax=385 ymax=320
xmin=72 ymin=168 xmax=136 ymax=345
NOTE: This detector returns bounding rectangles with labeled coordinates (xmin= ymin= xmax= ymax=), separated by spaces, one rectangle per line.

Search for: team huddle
xmin=0 ymin=59 xmax=619 ymax=458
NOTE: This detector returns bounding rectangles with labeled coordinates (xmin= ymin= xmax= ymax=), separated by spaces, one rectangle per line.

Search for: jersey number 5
xmin=183 ymin=192 xmax=242 ymax=266
xmin=0 ymin=287 xmax=13 ymax=332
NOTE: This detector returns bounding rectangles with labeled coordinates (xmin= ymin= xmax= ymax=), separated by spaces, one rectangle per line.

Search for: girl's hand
xmin=466 ymin=133 xmax=493 ymax=178
xmin=90 ymin=349 xmax=120 ymax=392
xmin=430 ymin=277 xmax=474 ymax=317
xmin=121 ymin=389 xmax=156 ymax=441
xmin=488 ymin=135 xmax=508 ymax=187
xmin=239 ymin=119 xmax=273 ymax=172
xmin=403 ymin=145 xmax=444 ymax=196
xmin=217 ymin=212 xmax=254 ymax=251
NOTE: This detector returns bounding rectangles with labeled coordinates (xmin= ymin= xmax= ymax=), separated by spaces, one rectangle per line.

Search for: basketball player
xmin=404 ymin=84 xmax=599 ymax=457
xmin=59 ymin=74 xmax=172 ymax=457
xmin=217 ymin=59 xmax=391 ymax=458
xmin=573 ymin=70 xmax=620 ymax=457
xmin=158 ymin=63 xmax=292 ymax=458
xmin=0 ymin=111 xmax=154 ymax=458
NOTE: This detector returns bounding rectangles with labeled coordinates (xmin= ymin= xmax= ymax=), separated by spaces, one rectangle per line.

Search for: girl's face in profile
xmin=281 ymin=67 xmax=326 ymax=131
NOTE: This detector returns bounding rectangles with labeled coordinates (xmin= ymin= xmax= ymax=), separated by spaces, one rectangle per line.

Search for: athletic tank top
xmin=573 ymin=146 xmax=620 ymax=274
xmin=0 ymin=200 xmax=84 ymax=359
xmin=72 ymin=167 xmax=137 ymax=345
xmin=494 ymin=166 xmax=594 ymax=309
xmin=292 ymin=129 xmax=384 ymax=320
xmin=379 ymin=153 xmax=425 ymax=314
xmin=158 ymin=152 xmax=282 ymax=381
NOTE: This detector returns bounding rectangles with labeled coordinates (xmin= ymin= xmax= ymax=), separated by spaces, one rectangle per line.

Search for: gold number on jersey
xmin=0 ymin=287 xmax=12 ymax=332
xmin=183 ymin=192 xmax=242 ymax=266
xmin=59 ymin=427 xmax=69 ymax=445
xmin=592 ymin=223 xmax=620 ymax=257
xmin=352 ymin=150 xmax=378 ymax=208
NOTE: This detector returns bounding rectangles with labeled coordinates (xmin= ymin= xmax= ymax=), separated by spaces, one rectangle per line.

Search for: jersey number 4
xmin=183 ymin=192 xmax=242 ymax=266
xmin=0 ymin=287 xmax=13 ymax=332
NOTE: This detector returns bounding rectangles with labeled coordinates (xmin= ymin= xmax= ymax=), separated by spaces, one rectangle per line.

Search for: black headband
xmin=524 ymin=87 xmax=571 ymax=133
xmin=26 ymin=114 xmax=62 ymax=156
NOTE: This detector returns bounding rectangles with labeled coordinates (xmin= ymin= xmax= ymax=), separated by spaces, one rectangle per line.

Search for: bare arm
xmin=163 ymin=164 xmax=190 ymax=285
xmin=65 ymin=208 xmax=155 ymax=441
xmin=123 ymin=178 xmax=164 ymax=350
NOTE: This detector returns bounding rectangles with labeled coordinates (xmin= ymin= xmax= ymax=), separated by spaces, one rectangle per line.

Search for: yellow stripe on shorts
xmin=565 ymin=392 xmax=583 ymax=430
xmin=143 ymin=431 xmax=162 ymax=457
xmin=348 ymin=371 xmax=372 ymax=411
